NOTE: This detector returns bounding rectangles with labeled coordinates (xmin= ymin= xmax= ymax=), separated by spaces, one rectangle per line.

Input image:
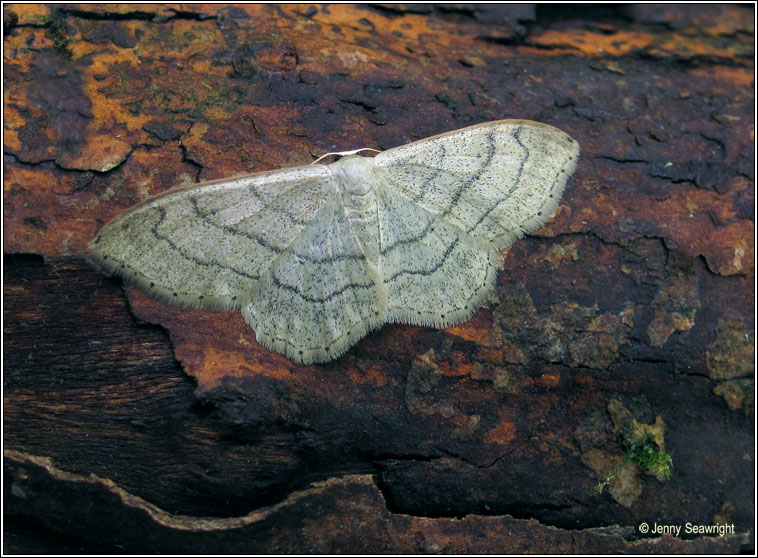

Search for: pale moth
xmin=91 ymin=120 xmax=579 ymax=364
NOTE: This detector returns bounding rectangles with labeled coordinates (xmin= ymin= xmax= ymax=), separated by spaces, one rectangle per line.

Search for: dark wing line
xmin=270 ymin=271 xmax=376 ymax=304
xmin=385 ymin=237 xmax=460 ymax=282
xmin=465 ymin=125 xmax=528 ymax=235
xmin=260 ymin=194 xmax=378 ymax=304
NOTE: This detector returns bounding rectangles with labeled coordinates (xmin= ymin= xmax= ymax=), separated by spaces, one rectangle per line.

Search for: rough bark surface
xmin=4 ymin=3 xmax=754 ymax=554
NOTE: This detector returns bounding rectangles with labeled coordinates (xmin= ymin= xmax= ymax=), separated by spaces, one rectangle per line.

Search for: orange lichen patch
xmin=126 ymin=287 xmax=297 ymax=390
xmin=4 ymin=165 xmax=96 ymax=255
xmin=691 ymin=66 xmax=755 ymax=88
xmin=178 ymin=344 xmax=294 ymax=390
xmin=3 ymin=101 xmax=27 ymax=134
xmin=5 ymin=67 xmax=143 ymax=174
xmin=702 ymin=223 xmax=754 ymax=276
xmin=307 ymin=4 xmax=452 ymax=51
xmin=76 ymin=50 xmax=143 ymax=90
xmin=654 ymin=191 xmax=753 ymax=277
xmin=58 ymin=133 xmax=133 ymax=172
xmin=410 ymin=351 xmax=476 ymax=379
xmin=581 ymin=170 xmax=753 ymax=277
xmin=532 ymin=25 xmax=752 ymax=61
xmin=656 ymin=35 xmax=752 ymax=60
xmin=531 ymin=29 xmax=654 ymax=56
xmin=5 ymin=142 xmax=199 ymax=257
xmin=483 ymin=414 xmax=517 ymax=446
xmin=3 ymin=124 xmax=23 ymax=153
xmin=346 ymin=363 xmax=388 ymax=387
xmin=105 ymin=146 xmax=197 ymax=202
xmin=534 ymin=372 xmax=561 ymax=389
xmin=446 ymin=309 xmax=497 ymax=347
xmin=7 ymin=3 xmax=50 ymax=25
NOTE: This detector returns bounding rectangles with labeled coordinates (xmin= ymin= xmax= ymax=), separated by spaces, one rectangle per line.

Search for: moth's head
xmin=331 ymin=155 xmax=374 ymax=197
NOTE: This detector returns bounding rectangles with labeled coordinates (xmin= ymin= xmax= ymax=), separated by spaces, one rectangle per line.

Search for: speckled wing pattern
xmin=242 ymin=193 xmax=387 ymax=364
xmin=374 ymin=120 xmax=579 ymax=250
xmin=373 ymin=121 xmax=578 ymax=331
xmin=90 ymin=165 xmax=333 ymax=310
xmin=90 ymin=120 xmax=579 ymax=364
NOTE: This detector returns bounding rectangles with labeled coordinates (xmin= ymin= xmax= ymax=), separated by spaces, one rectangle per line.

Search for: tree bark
xmin=4 ymin=4 xmax=753 ymax=553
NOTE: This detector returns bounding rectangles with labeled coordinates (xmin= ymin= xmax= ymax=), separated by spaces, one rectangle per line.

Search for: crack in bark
xmin=595 ymin=155 xmax=651 ymax=164
xmin=178 ymin=143 xmax=204 ymax=182
xmin=28 ymin=7 xmax=216 ymax=25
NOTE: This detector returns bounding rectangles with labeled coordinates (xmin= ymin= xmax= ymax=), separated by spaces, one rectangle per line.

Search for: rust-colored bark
xmin=4 ymin=4 xmax=753 ymax=553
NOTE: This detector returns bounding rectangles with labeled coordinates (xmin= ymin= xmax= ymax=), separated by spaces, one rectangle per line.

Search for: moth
xmin=90 ymin=120 xmax=579 ymax=364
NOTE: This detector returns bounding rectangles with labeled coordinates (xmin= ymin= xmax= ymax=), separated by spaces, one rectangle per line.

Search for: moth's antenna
xmin=312 ymin=148 xmax=381 ymax=165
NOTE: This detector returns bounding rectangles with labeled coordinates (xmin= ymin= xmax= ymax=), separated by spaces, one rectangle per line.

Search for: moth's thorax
xmin=331 ymin=155 xmax=382 ymax=268
xmin=331 ymin=156 xmax=375 ymax=209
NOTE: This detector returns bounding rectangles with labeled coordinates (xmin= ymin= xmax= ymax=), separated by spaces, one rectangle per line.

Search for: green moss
xmin=594 ymin=434 xmax=673 ymax=494
xmin=626 ymin=435 xmax=673 ymax=479
xmin=37 ymin=14 xmax=72 ymax=59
